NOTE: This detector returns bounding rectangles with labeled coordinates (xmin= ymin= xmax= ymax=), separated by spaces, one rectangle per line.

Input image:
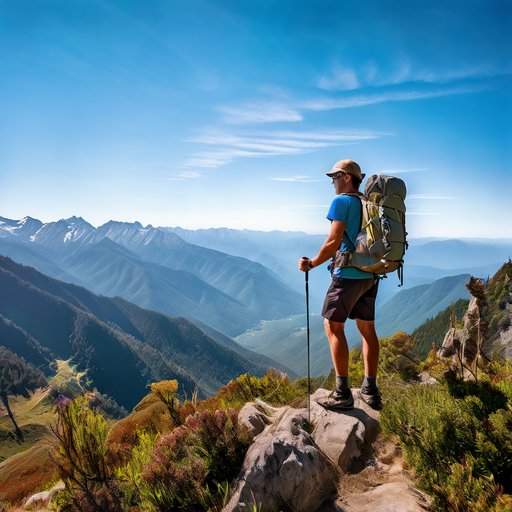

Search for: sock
xmin=362 ymin=376 xmax=377 ymax=393
xmin=335 ymin=375 xmax=350 ymax=395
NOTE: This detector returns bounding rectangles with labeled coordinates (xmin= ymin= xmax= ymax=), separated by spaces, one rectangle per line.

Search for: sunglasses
xmin=331 ymin=172 xmax=346 ymax=182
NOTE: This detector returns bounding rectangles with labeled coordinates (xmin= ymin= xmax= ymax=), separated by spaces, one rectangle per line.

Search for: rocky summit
xmin=224 ymin=388 xmax=430 ymax=512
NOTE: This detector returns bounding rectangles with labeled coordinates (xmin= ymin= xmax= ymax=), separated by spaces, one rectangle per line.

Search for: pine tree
xmin=0 ymin=346 xmax=47 ymax=442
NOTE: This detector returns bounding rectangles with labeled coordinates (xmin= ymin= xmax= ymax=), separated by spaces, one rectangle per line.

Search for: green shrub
xmin=381 ymin=378 xmax=512 ymax=511
xmin=443 ymin=455 xmax=498 ymax=512
xmin=115 ymin=430 xmax=157 ymax=509
xmin=51 ymin=396 xmax=122 ymax=512
xmin=213 ymin=369 xmax=303 ymax=409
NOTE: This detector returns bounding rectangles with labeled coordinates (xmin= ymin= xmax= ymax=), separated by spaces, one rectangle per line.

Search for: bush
xmin=115 ymin=430 xmax=158 ymax=510
xmin=51 ymin=396 xmax=122 ymax=512
xmin=209 ymin=369 xmax=303 ymax=409
xmin=381 ymin=378 xmax=512 ymax=511
xmin=150 ymin=379 xmax=181 ymax=425
xmin=123 ymin=408 xmax=252 ymax=512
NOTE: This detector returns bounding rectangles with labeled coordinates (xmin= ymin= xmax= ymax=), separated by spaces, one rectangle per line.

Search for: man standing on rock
xmin=298 ymin=159 xmax=382 ymax=410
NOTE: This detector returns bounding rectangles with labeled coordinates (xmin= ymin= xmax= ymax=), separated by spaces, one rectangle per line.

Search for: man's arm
xmin=309 ymin=220 xmax=345 ymax=268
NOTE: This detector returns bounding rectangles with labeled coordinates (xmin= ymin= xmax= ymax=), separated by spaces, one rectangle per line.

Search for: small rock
xmin=418 ymin=372 xmax=438 ymax=385
xmin=24 ymin=480 xmax=65 ymax=510
xmin=338 ymin=481 xmax=431 ymax=512
xmin=237 ymin=400 xmax=274 ymax=436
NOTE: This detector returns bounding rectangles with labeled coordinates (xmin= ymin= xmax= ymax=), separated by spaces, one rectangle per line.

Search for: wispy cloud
xmin=168 ymin=171 xmax=202 ymax=181
xmin=408 ymin=194 xmax=455 ymax=200
xmin=271 ymin=130 xmax=385 ymax=141
xmin=216 ymin=79 xmax=492 ymax=128
xmin=217 ymin=102 xmax=302 ymax=124
xmin=184 ymin=129 xmax=385 ymax=169
xmin=317 ymin=65 xmax=360 ymax=91
xmin=374 ymin=168 xmax=428 ymax=175
xmin=302 ymin=83 xmax=488 ymax=112
xmin=316 ymin=59 xmax=508 ymax=91
xmin=408 ymin=211 xmax=441 ymax=216
xmin=270 ymin=176 xmax=322 ymax=183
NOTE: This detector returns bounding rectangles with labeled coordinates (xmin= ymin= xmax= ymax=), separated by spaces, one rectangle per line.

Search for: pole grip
xmin=301 ymin=256 xmax=310 ymax=282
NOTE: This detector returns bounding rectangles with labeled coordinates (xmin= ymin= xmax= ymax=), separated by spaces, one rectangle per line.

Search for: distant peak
xmin=64 ymin=215 xmax=92 ymax=226
xmin=99 ymin=220 xmax=143 ymax=229
xmin=21 ymin=215 xmax=40 ymax=223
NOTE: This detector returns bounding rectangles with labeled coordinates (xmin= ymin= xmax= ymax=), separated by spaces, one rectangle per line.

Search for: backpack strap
xmin=340 ymin=193 xmax=364 ymax=252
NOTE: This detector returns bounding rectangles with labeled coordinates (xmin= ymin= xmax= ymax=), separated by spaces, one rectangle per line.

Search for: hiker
xmin=298 ymin=159 xmax=382 ymax=410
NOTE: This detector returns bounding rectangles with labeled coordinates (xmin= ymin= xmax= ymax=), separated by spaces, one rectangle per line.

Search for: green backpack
xmin=332 ymin=174 xmax=408 ymax=285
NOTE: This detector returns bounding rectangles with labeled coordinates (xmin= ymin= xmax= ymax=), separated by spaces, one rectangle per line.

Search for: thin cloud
xmin=185 ymin=129 xmax=385 ymax=169
xmin=386 ymin=61 xmax=509 ymax=85
xmin=315 ymin=60 xmax=509 ymax=91
xmin=408 ymin=194 xmax=455 ymax=200
xmin=217 ymin=102 xmax=302 ymax=124
xmin=190 ymin=133 xmax=332 ymax=152
xmin=375 ymin=168 xmax=428 ymax=174
xmin=317 ymin=65 xmax=360 ymax=91
xmin=217 ymin=70 xmax=499 ymax=127
xmin=271 ymin=130 xmax=386 ymax=141
xmin=302 ymin=83 xmax=488 ymax=112
xmin=216 ymin=82 xmax=490 ymax=130
xmin=408 ymin=211 xmax=441 ymax=216
xmin=271 ymin=176 xmax=322 ymax=183
xmin=168 ymin=171 xmax=202 ymax=181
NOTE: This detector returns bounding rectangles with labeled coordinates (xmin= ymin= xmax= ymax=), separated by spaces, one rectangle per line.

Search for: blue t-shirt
xmin=326 ymin=194 xmax=373 ymax=279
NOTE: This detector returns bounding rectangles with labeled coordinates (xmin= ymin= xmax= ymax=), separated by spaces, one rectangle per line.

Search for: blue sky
xmin=1 ymin=0 xmax=510 ymax=237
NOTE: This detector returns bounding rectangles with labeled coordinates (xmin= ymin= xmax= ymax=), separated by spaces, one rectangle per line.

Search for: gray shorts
xmin=321 ymin=277 xmax=379 ymax=323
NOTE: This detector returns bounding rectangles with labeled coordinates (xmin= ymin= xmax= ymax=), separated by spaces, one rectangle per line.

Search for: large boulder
xmin=223 ymin=388 xmax=380 ymax=512
xmin=310 ymin=388 xmax=379 ymax=471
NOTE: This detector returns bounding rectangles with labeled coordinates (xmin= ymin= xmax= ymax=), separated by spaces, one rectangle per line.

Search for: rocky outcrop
xmin=438 ymin=262 xmax=512 ymax=374
xmin=438 ymin=276 xmax=489 ymax=376
xmin=224 ymin=388 xmax=381 ymax=512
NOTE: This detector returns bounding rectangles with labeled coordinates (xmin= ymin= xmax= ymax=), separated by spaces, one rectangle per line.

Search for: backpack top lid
xmin=364 ymin=174 xmax=407 ymax=201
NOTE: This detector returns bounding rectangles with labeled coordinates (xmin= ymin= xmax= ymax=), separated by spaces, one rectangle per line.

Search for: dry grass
xmin=0 ymin=437 xmax=58 ymax=505
xmin=0 ymin=387 xmax=54 ymax=463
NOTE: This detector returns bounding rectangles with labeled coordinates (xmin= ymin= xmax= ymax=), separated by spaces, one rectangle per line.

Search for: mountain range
xmin=376 ymin=273 xmax=471 ymax=336
xmin=0 ymin=256 xmax=292 ymax=409
xmin=1 ymin=214 xmax=509 ymax=372
xmin=0 ymin=216 xmax=303 ymax=336
xmin=165 ymin=226 xmax=510 ymax=307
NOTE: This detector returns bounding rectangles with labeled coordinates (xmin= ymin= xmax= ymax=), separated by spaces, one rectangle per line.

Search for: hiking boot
xmin=314 ymin=388 xmax=354 ymax=411
xmin=359 ymin=386 xmax=383 ymax=410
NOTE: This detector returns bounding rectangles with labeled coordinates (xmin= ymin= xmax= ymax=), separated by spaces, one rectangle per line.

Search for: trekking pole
xmin=302 ymin=257 xmax=311 ymax=424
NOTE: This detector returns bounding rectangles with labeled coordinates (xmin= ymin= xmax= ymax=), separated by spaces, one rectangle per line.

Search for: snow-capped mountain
xmin=0 ymin=216 xmax=43 ymax=239
xmin=0 ymin=215 xmax=304 ymax=337
xmin=0 ymin=216 xmax=186 ymax=252
xmin=33 ymin=216 xmax=95 ymax=248
xmin=0 ymin=215 xmax=94 ymax=248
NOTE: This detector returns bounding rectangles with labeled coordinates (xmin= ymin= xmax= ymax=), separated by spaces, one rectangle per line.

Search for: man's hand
xmin=298 ymin=256 xmax=312 ymax=272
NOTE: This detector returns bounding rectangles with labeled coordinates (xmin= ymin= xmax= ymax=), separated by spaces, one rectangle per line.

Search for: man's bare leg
xmin=356 ymin=319 xmax=379 ymax=378
xmin=317 ymin=317 xmax=354 ymax=409
xmin=355 ymin=319 xmax=382 ymax=408
xmin=323 ymin=318 xmax=349 ymax=377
